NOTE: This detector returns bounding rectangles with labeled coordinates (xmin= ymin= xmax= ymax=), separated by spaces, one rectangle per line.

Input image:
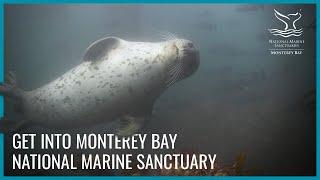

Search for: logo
xmin=268 ymin=9 xmax=303 ymax=38
xmin=267 ymin=8 xmax=305 ymax=55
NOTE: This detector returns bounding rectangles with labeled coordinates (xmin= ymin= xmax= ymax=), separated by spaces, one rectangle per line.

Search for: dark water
xmin=4 ymin=4 xmax=316 ymax=175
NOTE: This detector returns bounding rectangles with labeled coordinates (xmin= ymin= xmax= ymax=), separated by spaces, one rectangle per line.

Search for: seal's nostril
xmin=187 ymin=43 xmax=193 ymax=48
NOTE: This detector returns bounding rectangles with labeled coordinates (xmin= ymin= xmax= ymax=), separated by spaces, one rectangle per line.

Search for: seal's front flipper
xmin=116 ymin=115 xmax=148 ymax=136
xmin=0 ymin=71 xmax=24 ymax=100
xmin=0 ymin=71 xmax=25 ymax=114
xmin=83 ymin=37 xmax=122 ymax=63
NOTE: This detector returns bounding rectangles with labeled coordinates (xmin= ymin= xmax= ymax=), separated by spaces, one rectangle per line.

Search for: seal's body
xmin=1 ymin=37 xmax=199 ymax=135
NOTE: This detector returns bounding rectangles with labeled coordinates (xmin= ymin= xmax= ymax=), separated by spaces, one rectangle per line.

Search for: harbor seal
xmin=0 ymin=36 xmax=199 ymax=135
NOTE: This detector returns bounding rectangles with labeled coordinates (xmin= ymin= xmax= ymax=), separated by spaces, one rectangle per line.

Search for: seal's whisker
xmin=169 ymin=32 xmax=178 ymax=39
xmin=169 ymin=63 xmax=181 ymax=76
xmin=176 ymin=63 xmax=184 ymax=80
xmin=166 ymin=33 xmax=173 ymax=41
xmin=159 ymin=31 xmax=178 ymax=41
xmin=170 ymin=33 xmax=177 ymax=40
xmin=161 ymin=31 xmax=178 ymax=41
xmin=160 ymin=34 xmax=169 ymax=41
xmin=170 ymin=61 xmax=180 ymax=70
xmin=170 ymin=70 xmax=180 ymax=81
xmin=171 ymin=67 xmax=181 ymax=85
xmin=177 ymin=67 xmax=184 ymax=81
xmin=171 ymin=71 xmax=180 ymax=83
xmin=167 ymin=61 xmax=183 ymax=87
xmin=158 ymin=31 xmax=174 ymax=41
xmin=167 ymin=68 xmax=179 ymax=86
xmin=168 ymin=33 xmax=174 ymax=40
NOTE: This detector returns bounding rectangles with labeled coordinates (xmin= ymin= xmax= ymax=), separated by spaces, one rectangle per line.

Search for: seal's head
xmin=163 ymin=39 xmax=200 ymax=87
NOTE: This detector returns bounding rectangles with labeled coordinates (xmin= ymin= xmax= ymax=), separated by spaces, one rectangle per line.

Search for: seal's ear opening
xmin=83 ymin=37 xmax=121 ymax=63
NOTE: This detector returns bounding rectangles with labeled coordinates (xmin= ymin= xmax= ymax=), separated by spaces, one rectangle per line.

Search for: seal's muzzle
xmin=166 ymin=39 xmax=200 ymax=87
xmin=176 ymin=39 xmax=200 ymax=79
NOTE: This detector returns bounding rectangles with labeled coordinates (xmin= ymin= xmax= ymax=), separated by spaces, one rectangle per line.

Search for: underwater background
xmin=4 ymin=4 xmax=316 ymax=175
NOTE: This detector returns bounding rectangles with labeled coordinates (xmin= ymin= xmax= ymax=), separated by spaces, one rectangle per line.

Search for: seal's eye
xmin=187 ymin=43 xmax=193 ymax=48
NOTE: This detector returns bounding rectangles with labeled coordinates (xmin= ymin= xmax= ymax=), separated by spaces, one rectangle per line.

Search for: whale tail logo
xmin=268 ymin=9 xmax=303 ymax=38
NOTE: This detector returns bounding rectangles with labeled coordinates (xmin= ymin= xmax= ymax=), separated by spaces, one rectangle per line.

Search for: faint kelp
xmin=123 ymin=152 xmax=262 ymax=176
